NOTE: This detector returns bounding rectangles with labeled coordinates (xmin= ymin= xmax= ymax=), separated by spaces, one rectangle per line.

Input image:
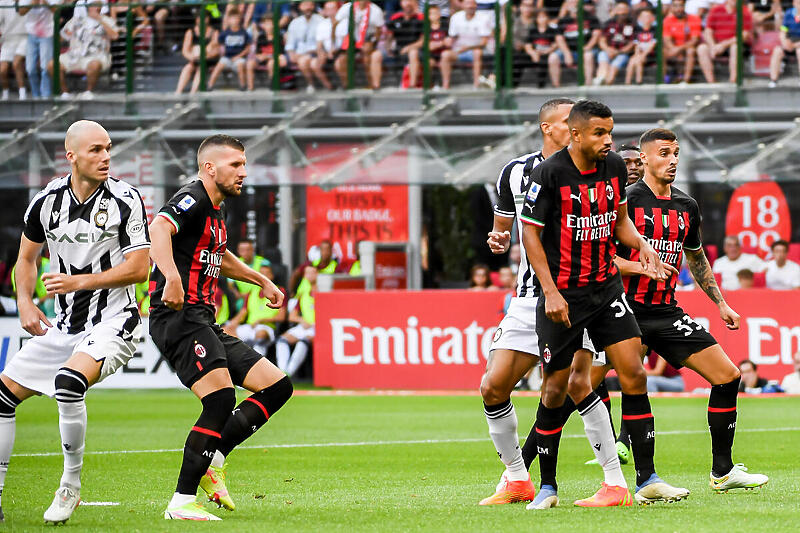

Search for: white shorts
xmin=285 ymin=324 xmax=315 ymax=341
xmin=236 ymin=323 xmax=275 ymax=344
xmin=60 ymin=52 xmax=111 ymax=73
xmin=3 ymin=315 xmax=140 ymax=397
xmin=490 ymin=297 xmax=595 ymax=357
xmin=0 ymin=34 xmax=26 ymax=62
xmin=218 ymin=56 xmax=246 ymax=70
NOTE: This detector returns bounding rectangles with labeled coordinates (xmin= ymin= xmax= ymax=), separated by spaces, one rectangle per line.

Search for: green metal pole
xmin=503 ymin=0 xmax=512 ymax=90
xmin=346 ymin=1 xmax=356 ymax=90
xmin=52 ymin=6 xmax=61 ymax=96
xmin=576 ymin=0 xmax=584 ymax=86
xmin=493 ymin=1 xmax=501 ymax=91
xmin=199 ymin=6 xmax=208 ymax=92
xmin=125 ymin=8 xmax=135 ymax=95
xmin=422 ymin=1 xmax=431 ymax=91
xmin=735 ymin=0 xmax=747 ymax=105
xmin=655 ymin=0 xmax=668 ymax=107
xmin=272 ymin=1 xmax=281 ymax=91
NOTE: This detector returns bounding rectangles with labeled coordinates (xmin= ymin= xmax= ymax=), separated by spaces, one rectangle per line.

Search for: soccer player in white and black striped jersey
xmin=0 ymin=121 xmax=150 ymax=524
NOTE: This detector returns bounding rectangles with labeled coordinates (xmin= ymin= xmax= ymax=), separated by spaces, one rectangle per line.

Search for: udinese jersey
xmin=23 ymin=175 xmax=150 ymax=334
xmin=149 ymin=180 xmax=228 ymax=313
xmin=616 ymin=180 xmax=702 ymax=307
xmin=493 ymin=150 xmax=545 ymax=297
xmin=520 ymin=147 xmax=626 ymax=292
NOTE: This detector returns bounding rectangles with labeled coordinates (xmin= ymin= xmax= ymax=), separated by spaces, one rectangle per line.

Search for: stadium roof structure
xmin=3 ymin=84 xmax=800 ymax=187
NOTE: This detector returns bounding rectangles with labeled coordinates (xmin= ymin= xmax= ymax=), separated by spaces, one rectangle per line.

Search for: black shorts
xmin=150 ymin=305 xmax=264 ymax=388
xmin=631 ymin=301 xmax=718 ymax=369
xmin=536 ymin=275 xmax=641 ymax=372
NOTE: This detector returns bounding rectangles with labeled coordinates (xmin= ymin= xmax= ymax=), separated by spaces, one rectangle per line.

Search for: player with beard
xmin=600 ymin=128 xmax=768 ymax=497
xmin=619 ymin=144 xmax=644 ymax=185
xmin=520 ymin=100 xmax=688 ymax=507
xmin=149 ymin=135 xmax=292 ymax=521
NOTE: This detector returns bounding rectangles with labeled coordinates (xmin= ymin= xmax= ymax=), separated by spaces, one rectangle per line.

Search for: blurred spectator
xmin=291 ymin=239 xmax=338 ymax=296
xmin=229 ymin=264 xmax=287 ymax=355
xmin=276 ymin=265 xmax=317 ymax=378
xmin=646 ymin=352 xmax=685 ymax=392
xmin=49 ymin=4 xmax=118 ymax=100
xmin=208 ymin=8 xmax=250 ymax=90
xmin=407 ymin=3 xmax=448 ymax=87
xmin=765 ymin=239 xmax=800 ymax=289
xmin=175 ymin=13 xmax=220 ymax=94
xmin=738 ymin=359 xmax=780 ymax=393
xmin=523 ymin=7 xmax=559 ymax=87
xmin=246 ymin=13 xmax=275 ymax=91
xmin=18 ymin=0 xmax=59 ymax=99
xmin=283 ymin=0 xmax=324 ymax=92
xmin=498 ymin=264 xmax=515 ymax=313
xmin=0 ymin=0 xmax=28 ymax=100
xmin=244 ymin=1 xmax=292 ymax=30
xmin=713 ymin=235 xmax=766 ymax=290
xmin=334 ymin=0 xmax=385 ymax=88
xmin=625 ymin=7 xmax=657 ymax=85
xmin=418 ymin=0 xmax=451 ymax=19
xmin=370 ymin=0 xmax=422 ymax=89
xmin=781 ymin=350 xmax=800 ymax=393
xmin=663 ymin=0 xmax=702 ymax=84
xmin=11 ymin=252 xmax=54 ymax=318
xmin=469 ymin=263 xmax=497 ymax=290
xmin=498 ymin=0 xmax=536 ymax=87
xmin=618 ymin=143 xmax=644 ymax=184
xmin=595 ymin=1 xmax=635 ymax=86
xmin=769 ymin=0 xmax=800 ymax=88
xmin=232 ymin=239 xmax=269 ymax=297
xmin=552 ymin=0 xmax=601 ymax=87
xmin=312 ymin=0 xmax=339 ymax=90
xmin=440 ymin=0 xmax=492 ymax=89
xmin=508 ymin=242 xmax=520 ymax=274
xmin=697 ymin=0 xmax=753 ymax=83
xmin=676 ymin=257 xmax=696 ymax=291
xmin=749 ymin=0 xmax=780 ymax=31
xmin=736 ymin=268 xmax=754 ymax=289
xmin=684 ymin=0 xmax=711 ymax=18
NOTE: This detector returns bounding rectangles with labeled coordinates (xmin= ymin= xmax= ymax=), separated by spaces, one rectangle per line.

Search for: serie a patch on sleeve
xmin=177 ymin=195 xmax=196 ymax=212
xmin=526 ymin=182 xmax=541 ymax=204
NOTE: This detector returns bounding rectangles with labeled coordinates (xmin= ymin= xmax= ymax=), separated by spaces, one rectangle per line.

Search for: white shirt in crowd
xmin=765 ymin=259 xmax=800 ymax=290
xmin=448 ymin=10 xmax=493 ymax=51
xmin=19 ymin=0 xmax=62 ymax=38
xmin=316 ymin=16 xmax=335 ymax=53
xmin=285 ymin=13 xmax=324 ymax=56
xmin=334 ymin=2 xmax=384 ymax=46
xmin=0 ymin=0 xmax=27 ymax=37
xmin=62 ymin=13 xmax=117 ymax=59
xmin=712 ymin=252 xmax=766 ymax=291
xmin=781 ymin=371 xmax=800 ymax=394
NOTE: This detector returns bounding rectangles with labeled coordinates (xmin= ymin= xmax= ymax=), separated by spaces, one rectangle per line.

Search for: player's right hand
xmin=19 ymin=301 xmax=52 ymax=336
xmin=486 ymin=231 xmax=511 ymax=254
xmin=163 ymin=277 xmax=185 ymax=311
xmin=545 ymin=291 xmax=571 ymax=328
xmin=640 ymin=261 xmax=679 ymax=281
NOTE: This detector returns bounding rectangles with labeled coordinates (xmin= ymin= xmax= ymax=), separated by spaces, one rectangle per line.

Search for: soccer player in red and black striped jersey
xmin=149 ymin=135 xmax=293 ymax=521
xmin=520 ymin=100 xmax=688 ymax=507
xmin=610 ymin=128 xmax=768 ymax=494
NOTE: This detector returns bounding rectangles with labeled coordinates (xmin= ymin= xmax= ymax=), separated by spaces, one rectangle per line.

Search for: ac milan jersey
xmin=520 ymin=147 xmax=626 ymax=291
xmin=616 ymin=180 xmax=702 ymax=307
xmin=494 ymin=150 xmax=544 ymax=297
xmin=23 ymin=175 xmax=150 ymax=334
xmin=149 ymin=180 xmax=228 ymax=312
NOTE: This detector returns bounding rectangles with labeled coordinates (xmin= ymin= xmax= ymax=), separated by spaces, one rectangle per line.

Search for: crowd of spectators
xmin=5 ymin=0 xmax=800 ymax=96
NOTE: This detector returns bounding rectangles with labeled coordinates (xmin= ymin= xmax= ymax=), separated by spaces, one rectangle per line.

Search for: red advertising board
xmin=305 ymin=144 xmax=409 ymax=262
xmin=314 ymin=289 xmax=798 ymax=390
xmin=375 ymin=249 xmax=407 ymax=289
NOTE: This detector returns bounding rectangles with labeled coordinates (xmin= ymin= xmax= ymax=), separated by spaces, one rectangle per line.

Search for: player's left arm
xmin=614 ymin=202 xmax=669 ymax=280
xmin=42 ymin=248 xmax=150 ymax=294
xmin=221 ymin=250 xmax=284 ymax=309
xmin=684 ymin=247 xmax=739 ymax=330
xmin=613 ymin=255 xmax=678 ymax=279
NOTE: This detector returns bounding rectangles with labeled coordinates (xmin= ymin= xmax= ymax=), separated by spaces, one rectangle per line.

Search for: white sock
xmin=276 ymin=340 xmax=291 ymax=371
xmin=578 ymin=393 xmax=626 ymax=488
xmin=211 ymin=450 xmax=225 ymax=468
xmin=0 ymin=416 xmax=16 ymax=506
xmin=485 ymin=401 xmax=527 ymax=481
xmin=18 ymin=87 xmax=26 ymax=99
xmin=57 ymin=400 xmax=86 ymax=489
xmin=1 ymin=89 xmax=8 ymax=99
xmin=169 ymin=492 xmax=196 ymax=507
xmin=285 ymin=342 xmax=309 ymax=377
xmin=253 ymin=341 xmax=267 ymax=356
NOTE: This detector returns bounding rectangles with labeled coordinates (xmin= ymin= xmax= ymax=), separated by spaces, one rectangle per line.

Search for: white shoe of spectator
xmin=306 ymin=84 xmax=315 ymax=94
xmin=59 ymin=92 xmax=73 ymax=100
xmin=79 ymin=91 xmax=95 ymax=100
xmin=478 ymin=75 xmax=495 ymax=90
xmin=768 ymin=80 xmax=777 ymax=89
xmin=18 ymin=88 xmax=27 ymax=100
xmin=1 ymin=90 xmax=8 ymax=101
xmin=592 ymin=76 xmax=603 ymax=86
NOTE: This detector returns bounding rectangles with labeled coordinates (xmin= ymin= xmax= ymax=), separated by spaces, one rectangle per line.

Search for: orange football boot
xmin=574 ymin=483 xmax=632 ymax=507
xmin=479 ymin=475 xmax=536 ymax=505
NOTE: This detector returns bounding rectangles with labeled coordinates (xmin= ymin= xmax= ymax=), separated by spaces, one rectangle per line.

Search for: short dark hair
xmin=639 ymin=128 xmax=677 ymax=148
xmin=739 ymin=359 xmax=757 ymax=370
xmin=567 ymin=100 xmax=613 ymax=127
xmin=736 ymin=268 xmax=754 ymax=280
xmin=618 ymin=144 xmax=640 ymax=153
xmin=198 ymin=134 xmax=245 ymax=162
xmin=538 ymin=98 xmax=575 ymax=126
xmin=771 ymin=239 xmax=790 ymax=251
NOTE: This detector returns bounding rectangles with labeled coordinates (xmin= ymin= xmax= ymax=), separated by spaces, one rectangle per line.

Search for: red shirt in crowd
xmin=663 ymin=13 xmax=702 ymax=47
xmin=706 ymin=3 xmax=752 ymax=42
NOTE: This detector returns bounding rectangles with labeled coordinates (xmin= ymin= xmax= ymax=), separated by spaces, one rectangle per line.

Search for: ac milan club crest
xmin=543 ymin=347 xmax=552 ymax=363
xmin=194 ymin=343 xmax=207 ymax=358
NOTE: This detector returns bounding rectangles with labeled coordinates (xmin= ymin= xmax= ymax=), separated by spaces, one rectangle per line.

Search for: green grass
xmin=4 ymin=391 xmax=799 ymax=532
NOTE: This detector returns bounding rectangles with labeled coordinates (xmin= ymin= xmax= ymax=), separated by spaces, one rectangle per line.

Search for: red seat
xmin=490 ymin=271 xmax=502 ymax=288
xmin=751 ymin=31 xmax=780 ymax=77
xmin=704 ymin=244 xmax=718 ymax=266
xmin=752 ymin=271 xmax=766 ymax=288
xmin=789 ymin=243 xmax=800 ymax=263
xmin=714 ymin=272 xmax=723 ymax=287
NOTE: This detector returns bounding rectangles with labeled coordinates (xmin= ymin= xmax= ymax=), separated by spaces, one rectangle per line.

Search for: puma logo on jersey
xmin=570 ymin=193 xmax=581 ymax=202
xmin=643 ymin=214 xmax=654 ymax=223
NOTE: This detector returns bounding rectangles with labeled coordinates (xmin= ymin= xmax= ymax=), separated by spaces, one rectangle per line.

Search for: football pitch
xmin=4 ymin=390 xmax=799 ymax=532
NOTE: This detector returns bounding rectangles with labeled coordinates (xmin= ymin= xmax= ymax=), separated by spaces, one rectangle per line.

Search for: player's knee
xmin=567 ymin=374 xmax=591 ymax=403
xmin=0 ymin=379 xmax=21 ymax=416
xmin=54 ymin=367 xmax=89 ymax=403
xmin=479 ymin=373 xmax=508 ymax=404
xmin=200 ymin=387 xmax=236 ymax=423
xmin=259 ymin=374 xmax=293 ymax=415
xmin=619 ymin=366 xmax=647 ymax=393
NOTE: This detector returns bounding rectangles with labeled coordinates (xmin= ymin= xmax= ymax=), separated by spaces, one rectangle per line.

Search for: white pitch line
xmin=12 ymin=427 xmax=800 ymax=459
xmin=80 ymin=502 xmax=120 ymax=506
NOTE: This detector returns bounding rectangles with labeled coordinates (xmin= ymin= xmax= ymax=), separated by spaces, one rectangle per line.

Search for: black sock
xmin=595 ymin=381 xmax=617 ymax=440
xmin=617 ymin=419 xmax=630 ymax=448
xmin=622 ymin=393 xmax=656 ymax=487
xmin=708 ymin=377 xmax=739 ymax=477
xmin=176 ymin=388 xmax=235 ymax=495
xmin=217 ymin=376 xmax=293 ymax=458
xmin=535 ymin=402 xmax=564 ymax=491
xmin=521 ymin=421 xmax=538 ymax=470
